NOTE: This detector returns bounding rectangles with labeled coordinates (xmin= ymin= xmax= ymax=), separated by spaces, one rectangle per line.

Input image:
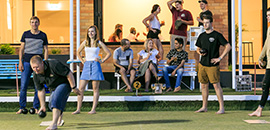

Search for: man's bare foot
xmin=57 ymin=120 xmax=65 ymax=126
xmin=72 ymin=110 xmax=80 ymax=115
xmin=216 ymin=110 xmax=225 ymax=114
xmin=166 ymin=87 xmax=173 ymax=92
xmin=88 ymin=111 xmax=96 ymax=114
xmin=16 ymin=109 xmax=22 ymax=114
xmin=195 ymin=108 xmax=208 ymax=113
xmin=248 ymin=110 xmax=262 ymax=117
xmin=125 ymin=88 xmax=132 ymax=92
xmin=174 ymin=86 xmax=181 ymax=92
xmin=46 ymin=124 xmax=57 ymax=130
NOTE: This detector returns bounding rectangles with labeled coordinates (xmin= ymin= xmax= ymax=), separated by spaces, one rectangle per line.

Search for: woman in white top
xmin=137 ymin=38 xmax=160 ymax=92
xmin=142 ymin=4 xmax=165 ymax=60
xmin=72 ymin=25 xmax=111 ymax=114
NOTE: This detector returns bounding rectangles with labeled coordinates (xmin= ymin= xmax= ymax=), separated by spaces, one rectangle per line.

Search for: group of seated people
xmin=113 ymin=38 xmax=188 ymax=93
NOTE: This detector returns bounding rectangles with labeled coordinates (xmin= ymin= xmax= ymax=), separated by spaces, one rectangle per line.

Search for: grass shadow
xmin=64 ymin=119 xmax=191 ymax=129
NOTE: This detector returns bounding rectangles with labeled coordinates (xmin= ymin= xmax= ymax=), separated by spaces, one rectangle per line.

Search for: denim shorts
xmin=49 ymin=83 xmax=71 ymax=112
xmin=80 ymin=61 xmax=104 ymax=81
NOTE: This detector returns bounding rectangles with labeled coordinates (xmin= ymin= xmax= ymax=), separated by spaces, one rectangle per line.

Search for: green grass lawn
xmin=0 ymin=88 xmax=262 ymax=97
xmin=1 ymin=111 xmax=270 ymax=130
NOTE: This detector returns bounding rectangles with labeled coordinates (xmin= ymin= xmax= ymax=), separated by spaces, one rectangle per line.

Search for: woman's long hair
xmin=85 ymin=25 xmax=100 ymax=47
xmin=113 ymin=28 xmax=122 ymax=39
xmin=144 ymin=38 xmax=153 ymax=53
xmin=151 ymin=4 xmax=159 ymax=13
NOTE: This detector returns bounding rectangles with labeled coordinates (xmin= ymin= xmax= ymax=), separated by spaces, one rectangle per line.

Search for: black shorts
xmin=147 ymin=29 xmax=161 ymax=39
xmin=115 ymin=65 xmax=136 ymax=74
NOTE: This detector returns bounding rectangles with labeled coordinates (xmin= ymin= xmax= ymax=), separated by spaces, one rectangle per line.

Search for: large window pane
xmin=235 ymin=0 xmax=262 ymax=64
xmin=0 ymin=0 xmax=70 ymax=44
xmin=103 ymin=0 xmax=201 ymax=42
xmin=0 ymin=0 xmax=32 ymax=43
xmin=36 ymin=0 xmax=70 ymax=43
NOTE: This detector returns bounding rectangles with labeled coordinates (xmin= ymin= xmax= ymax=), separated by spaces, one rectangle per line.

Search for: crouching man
xmin=30 ymin=55 xmax=81 ymax=130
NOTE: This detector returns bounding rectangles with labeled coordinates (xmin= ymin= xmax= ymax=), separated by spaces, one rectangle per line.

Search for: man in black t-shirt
xmin=197 ymin=0 xmax=213 ymax=27
xmin=195 ymin=16 xmax=231 ymax=114
xmin=30 ymin=55 xmax=81 ymax=130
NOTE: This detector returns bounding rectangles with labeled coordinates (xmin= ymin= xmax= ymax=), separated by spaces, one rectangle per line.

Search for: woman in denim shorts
xmin=72 ymin=25 xmax=111 ymax=115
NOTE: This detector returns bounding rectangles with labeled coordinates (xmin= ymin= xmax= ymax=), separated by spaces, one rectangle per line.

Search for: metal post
xmin=238 ymin=0 xmax=243 ymax=76
xmin=232 ymin=0 xmax=236 ymax=89
xmin=76 ymin=0 xmax=81 ymax=89
xmin=69 ymin=0 xmax=74 ymax=72
xmin=254 ymin=62 xmax=256 ymax=95
xmin=15 ymin=63 xmax=19 ymax=97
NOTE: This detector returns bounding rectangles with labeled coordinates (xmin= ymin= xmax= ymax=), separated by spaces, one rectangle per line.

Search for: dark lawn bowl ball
xmin=38 ymin=110 xmax=47 ymax=118
xmin=200 ymin=48 xmax=208 ymax=56
xmin=29 ymin=108 xmax=36 ymax=114
xmin=22 ymin=108 xmax=28 ymax=114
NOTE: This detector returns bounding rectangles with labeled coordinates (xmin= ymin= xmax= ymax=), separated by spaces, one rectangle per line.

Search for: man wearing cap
xmin=167 ymin=0 xmax=194 ymax=50
xmin=197 ymin=0 xmax=213 ymax=27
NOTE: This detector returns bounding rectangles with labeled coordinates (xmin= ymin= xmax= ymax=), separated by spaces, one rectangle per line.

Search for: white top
xmin=138 ymin=49 xmax=159 ymax=64
xmin=150 ymin=16 xmax=160 ymax=30
xmin=126 ymin=33 xmax=136 ymax=42
xmin=85 ymin=46 xmax=100 ymax=61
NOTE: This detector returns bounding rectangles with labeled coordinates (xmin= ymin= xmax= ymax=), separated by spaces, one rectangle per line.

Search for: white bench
xmin=114 ymin=59 xmax=197 ymax=90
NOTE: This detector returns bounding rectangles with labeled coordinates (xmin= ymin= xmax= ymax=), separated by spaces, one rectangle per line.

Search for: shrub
xmin=51 ymin=48 xmax=61 ymax=54
xmin=0 ymin=44 xmax=15 ymax=55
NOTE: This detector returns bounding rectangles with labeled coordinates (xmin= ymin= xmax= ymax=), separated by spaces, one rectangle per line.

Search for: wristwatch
xmin=72 ymin=86 xmax=77 ymax=89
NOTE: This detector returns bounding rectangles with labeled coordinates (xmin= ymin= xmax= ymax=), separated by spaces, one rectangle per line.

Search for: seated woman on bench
xmin=137 ymin=38 xmax=160 ymax=92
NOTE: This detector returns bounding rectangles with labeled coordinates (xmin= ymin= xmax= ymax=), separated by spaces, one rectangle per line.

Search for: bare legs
xmin=153 ymin=39 xmax=163 ymax=60
xmin=144 ymin=63 xmax=159 ymax=92
xmin=213 ymin=83 xmax=225 ymax=114
xmin=88 ymin=81 xmax=100 ymax=114
xmin=46 ymin=108 xmax=61 ymax=130
xmin=72 ymin=80 xmax=100 ymax=115
xmin=195 ymin=83 xmax=208 ymax=113
xmin=72 ymin=80 xmax=89 ymax=114
xmin=195 ymin=82 xmax=225 ymax=114
xmin=119 ymin=68 xmax=135 ymax=92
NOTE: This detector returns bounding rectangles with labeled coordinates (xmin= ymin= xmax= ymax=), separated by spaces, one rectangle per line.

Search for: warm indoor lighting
xmin=7 ymin=0 xmax=12 ymax=30
xmin=48 ymin=2 xmax=61 ymax=10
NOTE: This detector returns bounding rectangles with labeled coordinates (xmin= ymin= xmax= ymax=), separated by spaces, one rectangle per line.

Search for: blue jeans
xmin=19 ymin=61 xmax=40 ymax=109
xmin=162 ymin=65 xmax=184 ymax=88
xmin=49 ymin=83 xmax=71 ymax=112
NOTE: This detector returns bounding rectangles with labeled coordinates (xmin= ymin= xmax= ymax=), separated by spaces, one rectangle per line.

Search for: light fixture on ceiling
xmin=48 ymin=2 xmax=62 ymax=10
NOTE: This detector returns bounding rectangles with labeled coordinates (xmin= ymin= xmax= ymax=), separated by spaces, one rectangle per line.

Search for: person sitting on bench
xmin=113 ymin=39 xmax=136 ymax=92
xmin=162 ymin=38 xmax=188 ymax=92
xmin=137 ymin=38 xmax=161 ymax=92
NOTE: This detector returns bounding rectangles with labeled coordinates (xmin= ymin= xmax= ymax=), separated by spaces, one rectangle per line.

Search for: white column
xmin=238 ymin=0 xmax=243 ymax=76
xmin=232 ymin=0 xmax=236 ymax=89
xmin=69 ymin=0 xmax=74 ymax=71
xmin=76 ymin=0 xmax=81 ymax=88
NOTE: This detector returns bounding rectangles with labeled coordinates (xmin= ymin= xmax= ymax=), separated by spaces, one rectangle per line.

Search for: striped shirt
xmin=20 ymin=30 xmax=48 ymax=62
